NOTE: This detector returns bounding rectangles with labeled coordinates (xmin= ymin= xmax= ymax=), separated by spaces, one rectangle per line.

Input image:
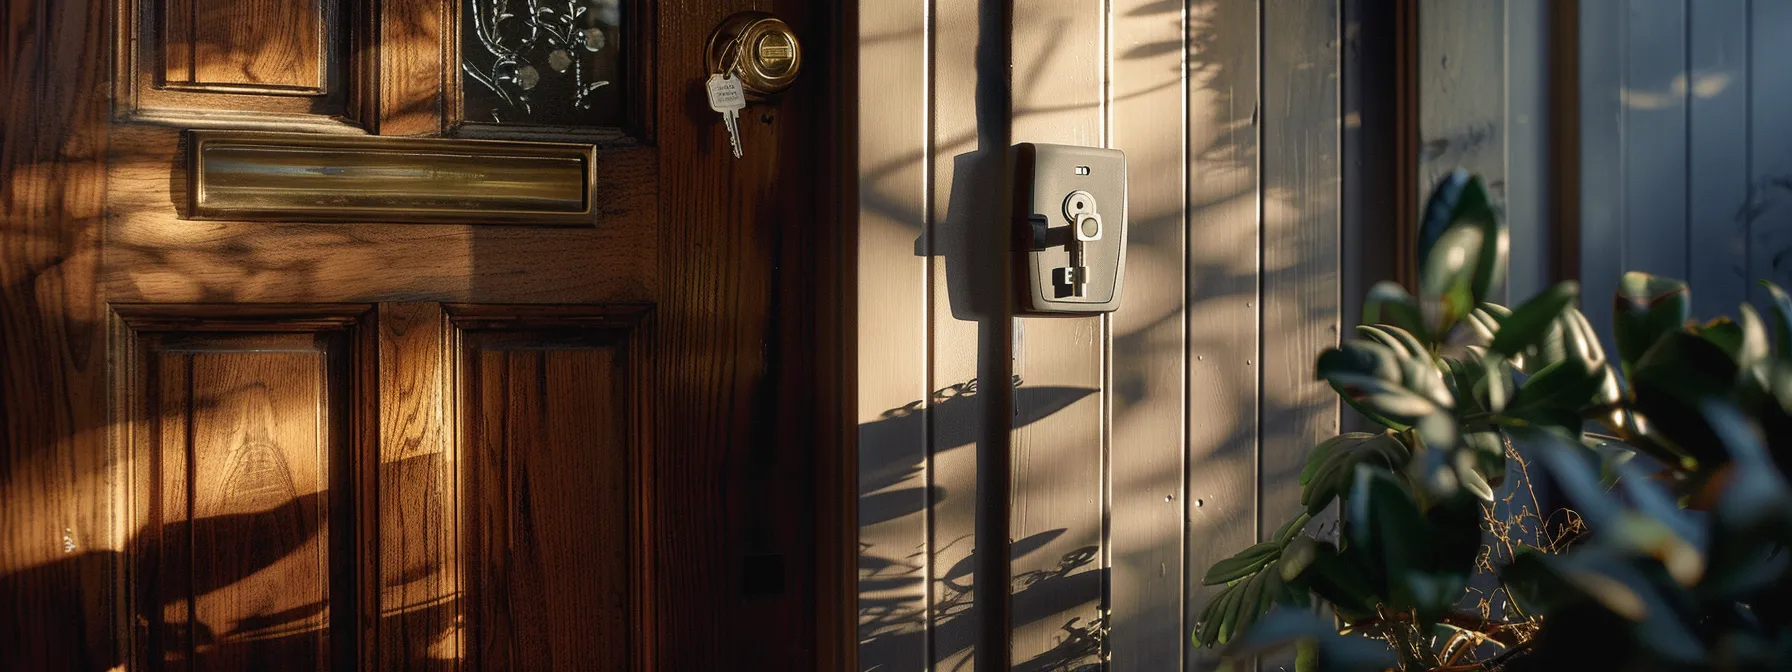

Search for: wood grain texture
xmin=117 ymin=307 xmax=373 ymax=672
xmin=1260 ymin=0 xmax=1341 ymax=544
xmin=1184 ymin=1 xmax=1264 ymax=669
xmin=104 ymin=125 xmax=658 ymax=304
xmin=117 ymin=0 xmax=359 ymax=129
xmin=377 ymin=0 xmax=446 ymax=135
xmin=459 ymin=329 xmax=636 ymax=672
xmin=186 ymin=349 xmax=332 ymax=671
xmin=169 ymin=0 xmax=325 ymax=90
xmin=1107 ymin=0 xmax=1187 ymax=668
xmin=1687 ymin=0 xmax=1750 ymax=313
xmin=0 ymin=0 xmax=115 ymax=666
xmin=654 ymin=2 xmax=770 ymax=666
xmin=653 ymin=0 xmax=840 ymax=666
xmin=1009 ymin=1 xmax=1106 ymax=669
xmin=1749 ymin=1 xmax=1792 ymax=304
xmin=852 ymin=0 xmax=930 ymax=667
xmin=375 ymin=303 xmax=456 ymax=670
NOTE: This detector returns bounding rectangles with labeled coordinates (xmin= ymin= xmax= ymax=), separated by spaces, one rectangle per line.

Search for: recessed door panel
xmin=163 ymin=0 xmax=325 ymax=92
xmin=121 ymin=308 xmax=369 ymax=672
xmin=454 ymin=309 xmax=646 ymax=672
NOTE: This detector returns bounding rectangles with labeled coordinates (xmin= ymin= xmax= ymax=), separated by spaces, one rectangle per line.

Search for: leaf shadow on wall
xmin=858 ymin=381 xmax=1101 ymax=671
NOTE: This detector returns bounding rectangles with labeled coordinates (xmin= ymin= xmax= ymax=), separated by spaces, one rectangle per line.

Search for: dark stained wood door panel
xmin=455 ymin=307 xmax=650 ymax=671
xmin=2 ymin=0 xmax=852 ymax=668
xmin=116 ymin=306 xmax=375 ymax=672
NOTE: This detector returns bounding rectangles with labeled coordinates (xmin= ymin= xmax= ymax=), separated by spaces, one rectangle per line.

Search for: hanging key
xmin=706 ymin=73 xmax=747 ymax=159
xmin=1054 ymin=191 xmax=1101 ymax=298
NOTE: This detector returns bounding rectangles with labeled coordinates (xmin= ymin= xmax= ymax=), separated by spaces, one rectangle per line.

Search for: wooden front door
xmin=0 ymin=0 xmax=852 ymax=669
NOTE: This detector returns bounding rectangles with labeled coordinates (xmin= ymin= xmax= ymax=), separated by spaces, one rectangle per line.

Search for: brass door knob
xmin=706 ymin=12 xmax=801 ymax=102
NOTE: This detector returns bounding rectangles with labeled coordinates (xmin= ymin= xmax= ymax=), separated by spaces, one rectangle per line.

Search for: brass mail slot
xmin=188 ymin=131 xmax=598 ymax=224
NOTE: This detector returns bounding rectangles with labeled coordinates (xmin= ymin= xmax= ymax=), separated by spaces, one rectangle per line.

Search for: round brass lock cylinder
xmin=706 ymin=12 xmax=802 ymax=102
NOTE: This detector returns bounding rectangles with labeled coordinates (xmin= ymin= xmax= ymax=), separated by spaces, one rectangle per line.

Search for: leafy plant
xmin=1192 ymin=169 xmax=1792 ymax=671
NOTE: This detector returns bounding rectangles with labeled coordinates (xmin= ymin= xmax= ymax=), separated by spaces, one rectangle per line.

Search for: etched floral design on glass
xmin=461 ymin=0 xmax=623 ymax=127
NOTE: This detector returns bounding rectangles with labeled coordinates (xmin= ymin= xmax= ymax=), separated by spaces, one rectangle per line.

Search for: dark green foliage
xmin=1193 ymin=170 xmax=1792 ymax=671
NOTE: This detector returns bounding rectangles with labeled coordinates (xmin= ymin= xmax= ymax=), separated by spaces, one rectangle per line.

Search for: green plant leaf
xmin=1419 ymin=224 xmax=1485 ymax=338
xmin=1355 ymin=324 xmax=1425 ymax=361
xmin=1417 ymin=171 xmax=1506 ymax=337
xmin=1283 ymin=536 xmax=1380 ymax=620
xmin=1230 ymin=569 xmax=1269 ymax=643
xmin=1444 ymin=353 xmax=1514 ymax=414
xmin=1300 ymin=432 xmax=1410 ymax=515
xmin=1363 ymin=281 xmax=1428 ymax=342
xmin=1614 ymin=272 xmax=1691 ymax=378
xmin=1407 ymin=438 xmax=1494 ymax=503
xmin=1204 ymin=541 xmax=1283 ymax=586
xmin=1318 ymin=340 xmax=1451 ymax=429
xmin=1273 ymin=511 xmax=1314 ymax=544
xmin=1508 ymin=357 xmax=1607 ymax=414
xmin=1461 ymin=426 xmax=1506 ymax=489
xmin=1195 ymin=580 xmax=1245 ymax=648
xmin=1697 ymin=306 xmax=1770 ymax=376
xmin=1220 ymin=609 xmax=1397 ymax=672
xmin=1462 ymin=304 xmax=1502 ymax=350
xmin=1760 ymin=280 xmax=1792 ymax=358
xmin=1514 ymin=547 xmax=1707 ymax=663
xmin=1629 ymin=330 xmax=1742 ymax=467
xmin=1490 ymin=281 xmax=1579 ymax=358
xmin=1347 ymin=465 xmax=1442 ymax=613
xmin=1417 ymin=170 xmax=1505 ymax=302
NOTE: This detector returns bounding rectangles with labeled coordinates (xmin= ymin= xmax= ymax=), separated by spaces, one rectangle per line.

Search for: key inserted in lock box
xmin=1012 ymin=143 xmax=1127 ymax=314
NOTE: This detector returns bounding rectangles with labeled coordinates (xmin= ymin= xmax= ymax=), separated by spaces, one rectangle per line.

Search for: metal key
xmin=1059 ymin=191 xmax=1101 ymax=298
xmin=706 ymin=73 xmax=747 ymax=158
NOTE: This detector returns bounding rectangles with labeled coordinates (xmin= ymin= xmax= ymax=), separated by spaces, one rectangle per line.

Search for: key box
xmin=1012 ymin=143 xmax=1127 ymax=314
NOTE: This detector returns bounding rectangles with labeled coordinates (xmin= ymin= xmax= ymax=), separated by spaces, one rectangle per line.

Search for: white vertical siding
xmin=858 ymin=1 xmax=1344 ymax=669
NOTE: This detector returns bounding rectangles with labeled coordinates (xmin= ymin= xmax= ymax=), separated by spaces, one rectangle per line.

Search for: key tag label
xmin=707 ymin=74 xmax=746 ymax=110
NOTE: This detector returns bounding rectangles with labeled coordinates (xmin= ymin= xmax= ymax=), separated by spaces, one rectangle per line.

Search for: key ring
xmin=717 ymin=31 xmax=749 ymax=78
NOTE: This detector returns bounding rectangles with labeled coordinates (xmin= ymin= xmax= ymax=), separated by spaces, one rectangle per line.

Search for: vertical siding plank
xmin=1108 ymin=0 xmax=1187 ymax=668
xmin=1419 ymin=0 xmax=1508 ymax=301
xmin=1621 ymin=0 xmax=1690 ymax=285
xmin=1008 ymin=0 xmax=1108 ymax=668
xmin=855 ymin=0 xmax=932 ymax=667
xmin=1259 ymin=0 xmax=1341 ymax=572
xmin=1579 ymin=0 xmax=1626 ymax=359
xmin=1184 ymin=0 xmax=1264 ymax=669
xmin=1749 ymin=1 xmax=1792 ymax=301
xmin=1687 ymin=0 xmax=1751 ymax=314
xmin=929 ymin=0 xmax=1007 ymax=667
xmin=1507 ymin=0 xmax=1552 ymax=302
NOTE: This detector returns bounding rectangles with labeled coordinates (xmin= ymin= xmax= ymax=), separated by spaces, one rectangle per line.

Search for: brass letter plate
xmin=188 ymin=131 xmax=598 ymax=225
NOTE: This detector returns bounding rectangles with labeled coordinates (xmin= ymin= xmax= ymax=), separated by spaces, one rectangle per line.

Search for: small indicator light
xmin=1074 ymin=166 xmax=1091 ymax=175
